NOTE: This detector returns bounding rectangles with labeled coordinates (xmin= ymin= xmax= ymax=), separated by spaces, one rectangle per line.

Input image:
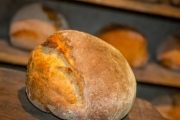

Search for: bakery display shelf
xmin=0 ymin=40 xmax=29 ymax=66
xmin=133 ymin=62 xmax=180 ymax=87
xmin=76 ymin=0 xmax=180 ymax=19
xmin=0 ymin=67 xmax=167 ymax=120
xmin=0 ymin=39 xmax=180 ymax=87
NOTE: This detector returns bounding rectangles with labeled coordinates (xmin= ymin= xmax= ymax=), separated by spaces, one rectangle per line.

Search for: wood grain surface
xmin=77 ymin=0 xmax=180 ymax=19
xmin=133 ymin=62 xmax=180 ymax=87
xmin=0 ymin=40 xmax=30 ymax=66
xmin=0 ymin=67 xmax=167 ymax=120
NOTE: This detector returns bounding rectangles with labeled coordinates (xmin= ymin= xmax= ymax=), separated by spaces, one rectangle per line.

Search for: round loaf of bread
xmin=97 ymin=23 xmax=149 ymax=68
xmin=26 ymin=30 xmax=136 ymax=120
xmin=157 ymin=34 xmax=180 ymax=70
xmin=10 ymin=3 xmax=69 ymax=51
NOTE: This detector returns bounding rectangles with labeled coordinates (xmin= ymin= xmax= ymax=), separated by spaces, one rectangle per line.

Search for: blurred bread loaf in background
xmin=152 ymin=92 xmax=180 ymax=120
xmin=9 ymin=3 xmax=69 ymax=51
xmin=157 ymin=34 xmax=180 ymax=70
xmin=97 ymin=23 xmax=149 ymax=68
xmin=170 ymin=0 xmax=180 ymax=6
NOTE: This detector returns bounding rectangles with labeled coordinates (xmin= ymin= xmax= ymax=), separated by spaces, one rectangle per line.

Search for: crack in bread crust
xmin=26 ymin=33 xmax=84 ymax=113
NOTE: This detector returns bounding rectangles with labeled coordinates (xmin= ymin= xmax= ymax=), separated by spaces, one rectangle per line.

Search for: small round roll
xmin=97 ymin=23 xmax=149 ymax=68
xmin=157 ymin=34 xmax=180 ymax=70
xmin=26 ymin=30 xmax=136 ymax=120
xmin=10 ymin=3 xmax=69 ymax=51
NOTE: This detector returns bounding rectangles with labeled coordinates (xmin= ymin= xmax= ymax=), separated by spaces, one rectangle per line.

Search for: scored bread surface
xmin=26 ymin=30 xmax=136 ymax=120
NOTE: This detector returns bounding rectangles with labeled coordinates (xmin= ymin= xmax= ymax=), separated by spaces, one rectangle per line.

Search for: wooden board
xmin=0 ymin=67 xmax=167 ymax=120
xmin=77 ymin=0 xmax=180 ymax=19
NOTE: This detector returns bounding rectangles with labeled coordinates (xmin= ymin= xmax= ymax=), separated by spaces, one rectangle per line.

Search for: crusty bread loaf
xmin=157 ymin=34 xmax=180 ymax=70
xmin=97 ymin=23 xmax=149 ymax=68
xmin=26 ymin=30 xmax=136 ymax=120
xmin=10 ymin=3 xmax=69 ymax=51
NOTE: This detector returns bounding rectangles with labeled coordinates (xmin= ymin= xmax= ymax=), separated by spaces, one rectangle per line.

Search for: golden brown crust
xmin=12 ymin=30 xmax=39 ymax=39
xmin=97 ymin=23 xmax=149 ymax=68
xmin=26 ymin=30 xmax=136 ymax=120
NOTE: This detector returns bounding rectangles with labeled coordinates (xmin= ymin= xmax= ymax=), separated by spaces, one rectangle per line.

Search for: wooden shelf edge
xmin=0 ymin=40 xmax=30 ymax=66
xmin=133 ymin=62 xmax=180 ymax=87
xmin=77 ymin=0 xmax=180 ymax=19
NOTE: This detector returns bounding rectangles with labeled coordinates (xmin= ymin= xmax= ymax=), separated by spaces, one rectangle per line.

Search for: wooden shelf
xmin=0 ymin=40 xmax=29 ymax=66
xmin=133 ymin=62 xmax=180 ymax=87
xmin=77 ymin=0 xmax=180 ymax=19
